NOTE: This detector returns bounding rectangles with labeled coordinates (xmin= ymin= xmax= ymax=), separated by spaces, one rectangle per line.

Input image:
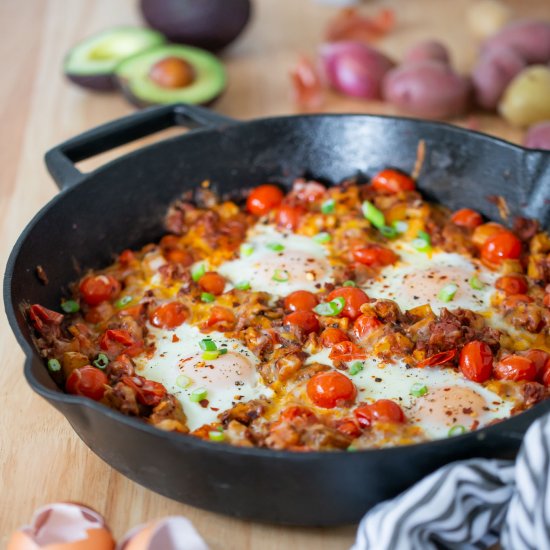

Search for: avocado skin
xmin=66 ymin=73 xmax=116 ymax=92
xmin=140 ymin=0 xmax=251 ymax=52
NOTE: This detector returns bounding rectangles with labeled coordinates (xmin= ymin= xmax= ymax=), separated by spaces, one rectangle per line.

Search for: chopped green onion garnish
xmin=469 ymin=275 xmax=484 ymax=290
xmin=438 ymin=283 xmax=458 ymax=302
xmin=190 ymin=388 xmax=208 ymax=402
xmin=60 ymin=300 xmax=79 ymax=313
xmin=93 ymin=353 xmax=109 ymax=370
xmin=267 ymin=242 xmax=285 ymax=252
xmin=191 ymin=262 xmax=206 ymax=281
xmin=176 ymin=374 xmax=191 ymax=388
xmin=410 ymin=383 xmax=428 ymax=397
xmin=219 ymin=348 xmax=228 ymax=355
xmin=362 ymin=201 xmax=385 ymax=228
xmin=417 ymin=230 xmax=431 ymax=243
xmin=448 ymin=425 xmax=467 ymax=437
xmin=321 ymin=199 xmax=335 ymax=214
xmin=272 ymin=269 xmax=290 ymax=282
xmin=199 ymin=339 xmax=217 ymax=352
xmin=343 ymin=280 xmax=357 ymax=287
xmin=349 ymin=361 xmax=364 ymax=375
xmin=347 ymin=445 xmax=358 ymax=452
xmin=240 ymin=243 xmax=254 ymax=257
xmin=202 ymin=350 xmax=220 ymax=360
xmin=313 ymin=296 xmax=346 ymax=316
xmin=379 ymin=225 xmax=398 ymax=239
xmin=208 ymin=430 xmax=225 ymax=442
xmin=313 ymin=232 xmax=331 ymax=244
xmin=411 ymin=237 xmax=432 ymax=252
xmin=47 ymin=358 xmax=61 ymax=372
xmin=201 ymin=292 xmax=215 ymax=303
xmin=392 ymin=220 xmax=409 ymax=234
xmin=235 ymin=280 xmax=251 ymax=290
xmin=115 ymin=295 xmax=132 ymax=309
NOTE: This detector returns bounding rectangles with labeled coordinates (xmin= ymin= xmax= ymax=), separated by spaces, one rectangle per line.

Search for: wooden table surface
xmin=1 ymin=0 xmax=548 ymax=547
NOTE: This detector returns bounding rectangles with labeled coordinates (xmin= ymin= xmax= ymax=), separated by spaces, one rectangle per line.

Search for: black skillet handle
xmin=45 ymin=104 xmax=236 ymax=190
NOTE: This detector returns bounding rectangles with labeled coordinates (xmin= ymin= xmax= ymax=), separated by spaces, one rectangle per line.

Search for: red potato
xmin=404 ymin=40 xmax=450 ymax=65
xmin=382 ymin=60 xmax=471 ymax=118
xmin=524 ymin=121 xmax=550 ymax=150
xmin=472 ymin=45 xmax=527 ymax=110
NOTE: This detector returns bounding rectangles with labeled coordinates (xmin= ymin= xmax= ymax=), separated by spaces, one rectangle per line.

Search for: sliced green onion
xmin=313 ymin=232 xmax=331 ymax=244
xmin=191 ymin=262 xmax=206 ymax=281
xmin=321 ymin=199 xmax=335 ymax=214
xmin=115 ymin=295 xmax=132 ymax=309
xmin=176 ymin=374 xmax=191 ymax=388
xmin=313 ymin=296 xmax=346 ymax=316
xmin=349 ymin=361 xmax=364 ymax=375
xmin=448 ymin=425 xmax=467 ymax=437
xmin=60 ymin=300 xmax=80 ymax=313
xmin=347 ymin=445 xmax=358 ymax=452
xmin=469 ymin=275 xmax=484 ymax=290
xmin=343 ymin=280 xmax=357 ymax=287
xmin=362 ymin=200 xmax=385 ymax=228
xmin=267 ymin=242 xmax=285 ymax=252
xmin=201 ymin=292 xmax=216 ymax=303
xmin=438 ymin=283 xmax=458 ymax=302
xmin=417 ymin=230 xmax=431 ymax=243
xmin=47 ymin=358 xmax=61 ymax=372
xmin=209 ymin=430 xmax=225 ymax=442
xmin=202 ymin=350 xmax=220 ymax=360
xmin=93 ymin=353 xmax=109 ymax=370
xmin=392 ymin=220 xmax=409 ymax=234
xmin=272 ymin=269 xmax=290 ymax=282
xmin=199 ymin=339 xmax=217 ymax=352
xmin=411 ymin=238 xmax=431 ymax=252
xmin=240 ymin=243 xmax=254 ymax=257
xmin=379 ymin=225 xmax=398 ymax=239
xmin=219 ymin=348 xmax=228 ymax=355
xmin=190 ymin=387 xmax=208 ymax=402
xmin=235 ymin=280 xmax=251 ymax=291
xmin=410 ymin=383 xmax=428 ymax=397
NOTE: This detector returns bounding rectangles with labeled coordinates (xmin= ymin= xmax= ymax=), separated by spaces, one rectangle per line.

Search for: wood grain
xmin=0 ymin=0 xmax=547 ymax=547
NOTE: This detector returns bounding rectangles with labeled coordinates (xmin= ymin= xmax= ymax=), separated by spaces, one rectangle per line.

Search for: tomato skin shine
xmin=276 ymin=205 xmax=305 ymax=230
xmin=246 ymin=185 xmax=284 ymax=216
xmin=495 ymin=275 xmax=528 ymax=295
xmin=149 ymin=302 xmax=188 ymax=329
xmin=451 ymin=208 xmax=483 ymax=229
xmin=66 ymin=366 xmax=108 ymax=401
xmin=79 ymin=275 xmax=120 ymax=306
xmin=198 ymin=272 xmax=226 ymax=295
xmin=307 ymin=371 xmax=357 ymax=409
xmin=481 ymin=231 xmax=522 ymax=266
xmin=494 ymin=355 xmax=537 ymax=382
xmin=284 ymin=290 xmax=319 ymax=312
xmin=353 ymin=245 xmax=398 ymax=267
xmin=320 ymin=327 xmax=349 ymax=348
xmin=459 ymin=341 xmax=493 ymax=383
xmin=283 ymin=310 xmax=320 ymax=334
xmin=326 ymin=287 xmax=369 ymax=320
xmin=355 ymin=399 xmax=405 ymax=426
xmin=371 ymin=169 xmax=415 ymax=194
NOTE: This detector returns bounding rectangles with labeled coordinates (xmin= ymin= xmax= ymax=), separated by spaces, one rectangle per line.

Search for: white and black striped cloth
xmin=352 ymin=413 xmax=550 ymax=550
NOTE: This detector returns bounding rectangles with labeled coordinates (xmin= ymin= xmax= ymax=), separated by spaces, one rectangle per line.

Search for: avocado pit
xmin=149 ymin=56 xmax=196 ymax=88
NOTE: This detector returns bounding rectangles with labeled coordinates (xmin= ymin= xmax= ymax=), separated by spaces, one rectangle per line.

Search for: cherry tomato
xmin=306 ymin=370 xmax=357 ymax=409
xmin=100 ymin=329 xmax=142 ymax=357
xmin=29 ymin=304 xmax=64 ymax=331
xmin=329 ymin=341 xmax=368 ymax=362
xmin=79 ymin=274 xmax=121 ymax=306
xmin=198 ymin=272 xmax=226 ymax=295
xmin=353 ymin=314 xmax=383 ymax=339
xmin=542 ymin=360 xmax=550 ymax=386
xmin=320 ymin=327 xmax=349 ymax=348
xmin=66 ymin=366 xmax=108 ymax=401
xmin=371 ymin=169 xmax=415 ymax=194
xmin=276 ymin=205 xmax=305 ymax=230
xmin=481 ymin=231 xmax=522 ymax=266
xmin=459 ymin=341 xmax=493 ymax=382
xmin=451 ymin=208 xmax=483 ymax=229
xmin=503 ymin=294 xmax=533 ymax=308
xmin=336 ymin=418 xmax=362 ymax=438
xmin=284 ymin=290 xmax=319 ymax=312
xmin=293 ymin=180 xmax=326 ymax=203
xmin=544 ymin=293 xmax=550 ymax=308
xmin=326 ymin=287 xmax=370 ymax=320
xmin=355 ymin=399 xmax=405 ymax=426
xmin=118 ymin=249 xmax=136 ymax=265
xmin=149 ymin=302 xmax=188 ymax=329
xmin=495 ymin=275 xmax=528 ymax=295
xmin=122 ymin=375 xmax=167 ymax=407
xmin=165 ymin=248 xmax=193 ymax=266
xmin=353 ymin=245 xmax=398 ymax=267
xmin=494 ymin=355 xmax=537 ymax=381
xmin=472 ymin=222 xmax=506 ymax=248
xmin=246 ymin=185 xmax=284 ymax=216
xmin=283 ymin=310 xmax=320 ymax=334
xmin=280 ymin=405 xmax=317 ymax=423
xmin=204 ymin=306 xmax=236 ymax=331
xmin=523 ymin=349 xmax=550 ymax=375
xmin=418 ymin=349 xmax=457 ymax=368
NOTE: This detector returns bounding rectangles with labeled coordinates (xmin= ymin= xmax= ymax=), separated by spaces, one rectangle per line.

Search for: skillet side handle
xmin=45 ymin=104 xmax=236 ymax=191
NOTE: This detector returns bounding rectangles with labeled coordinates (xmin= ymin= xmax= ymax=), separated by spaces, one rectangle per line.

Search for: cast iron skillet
xmin=4 ymin=104 xmax=550 ymax=526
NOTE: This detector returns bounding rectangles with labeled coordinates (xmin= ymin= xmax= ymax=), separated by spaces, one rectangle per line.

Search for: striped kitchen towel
xmin=352 ymin=412 xmax=550 ymax=550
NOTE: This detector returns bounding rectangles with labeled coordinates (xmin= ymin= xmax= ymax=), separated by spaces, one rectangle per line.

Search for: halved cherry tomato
xmin=149 ymin=302 xmax=188 ymax=329
xmin=121 ymin=375 xmax=167 ymax=407
xmin=451 ymin=208 xmax=483 ymax=229
xmin=353 ymin=245 xmax=398 ymax=267
xmin=544 ymin=294 xmax=550 ymax=308
xmin=246 ymin=185 xmax=284 ymax=216
xmin=355 ymin=399 xmax=405 ymax=427
xmin=283 ymin=310 xmax=320 ymax=334
xmin=100 ymin=329 xmax=142 ymax=357
xmin=353 ymin=314 xmax=383 ymax=339
xmin=481 ymin=231 xmax=522 ymax=266
xmin=198 ymin=272 xmax=226 ymax=295
xmin=522 ymin=349 xmax=550 ymax=375
xmin=165 ymin=249 xmax=193 ymax=266
xmin=472 ymin=222 xmax=506 ymax=248
xmin=66 ymin=366 xmax=108 ymax=401
xmin=494 ymin=355 xmax=537 ymax=381
xmin=336 ymin=418 xmax=362 ymax=438
xmin=204 ymin=306 xmax=236 ymax=331
xmin=276 ymin=205 xmax=305 ymax=230
xmin=79 ymin=274 xmax=121 ymax=306
xmin=118 ymin=249 xmax=136 ymax=266
xmin=284 ymin=290 xmax=319 ymax=312
xmin=293 ymin=180 xmax=326 ymax=203
xmin=418 ymin=349 xmax=457 ymax=368
xmin=326 ymin=287 xmax=369 ymax=320
xmin=495 ymin=275 xmax=528 ymax=295
xmin=503 ymin=294 xmax=533 ymax=308
xmin=320 ymin=327 xmax=349 ymax=348
xmin=29 ymin=304 xmax=64 ymax=331
xmin=371 ymin=169 xmax=415 ymax=194
xmin=459 ymin=341 xmax=493 ymax=382
xmin=306 ymin=370 xmax=357 ymax=408
xmin=280 ymin=405 xmax=317 ymax=424
xmin=542 ymin=360 xmax=550 ymax=386
xmin=329 ymin=341 xmax=368 ymax=362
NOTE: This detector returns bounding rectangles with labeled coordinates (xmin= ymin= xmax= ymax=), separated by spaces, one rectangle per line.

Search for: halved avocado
xmin=115 ymin=45 xmax=226 ymax=107
xmin=64 ymin=27 xmax=166 ymax=91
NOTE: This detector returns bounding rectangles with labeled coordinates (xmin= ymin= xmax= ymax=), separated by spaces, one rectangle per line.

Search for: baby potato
xmin=467 ymin=0 xmax=512 ymax=40
xmin=404 ymin=40 xmax=450 ymax=65
xmin=499 ymin=65 xmax=550 ymax=127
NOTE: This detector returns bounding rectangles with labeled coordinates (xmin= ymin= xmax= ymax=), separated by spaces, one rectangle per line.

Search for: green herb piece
xmin=347 ymin=445 xmax=358 ymax=452
xmin=417 ymin=230 xmax=431 ymax=243
xmin=321 ymin=199 xmax=335 ymax=214
xmin=93 ymin=353 xmax=109 ymax=370
xmin=190 ymin=387 xmax=208 ymax=402
xmin=199 ymin=339 xmax=217 ymax=352
xmin=115 ymin=295 xmax=132 ymax=309
xmin=176 ymin=374 xmax=191 ymax=388
xmin=379 ymin=225 xmax=398 ymax=239
xmin=362 ymin=201 xmax=385 ymax=228
xmin=412 ymin=231 xmax=432 ymax=252
xmin=448 ymin=425 xmax=467 ymax=437
xmin=219 ymin=348 xmax=228 ymax=355
xmin=267 ymin=242 xmax=285 ymax=252
xmin=191 ymin=262 xmax=206 ymax=281
xmin=343 ymin=280 xmax=357 ymax=287
xmin=201 ymin=292 xmax=216 ymax=303
xmin=349 ymin=361 xmax=364 ymax=375
xmin=392 ymin=220 xmax=409 ymax=234
xmin=60 ymin=300 xmax=80 ymax=313
xmin=208 ymin=430 xmax=225 ymax=442
xmin=313 ymin=232 xmax=331 ymax=244
xmin=313 ymin=296 xmax=346 ymax=316
xmin=235 ymin=280 xmax=251 ymax=291
xmin=410 ymin=383 xmax=428 ymax=397
xmin=438 ymin=283 xmax=458 ymax=302
xmin=47 ymin=358 xmax=61 ymax=372
xmin=240 ymin=243 xmax=254 ymax=257
xmin=272 ymin=269 xmax=290 ymax=282
xmin=469 ymin=275 xmax=484 ymax=290
xmin=202 ymin=350 xmax=220 ymax=360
